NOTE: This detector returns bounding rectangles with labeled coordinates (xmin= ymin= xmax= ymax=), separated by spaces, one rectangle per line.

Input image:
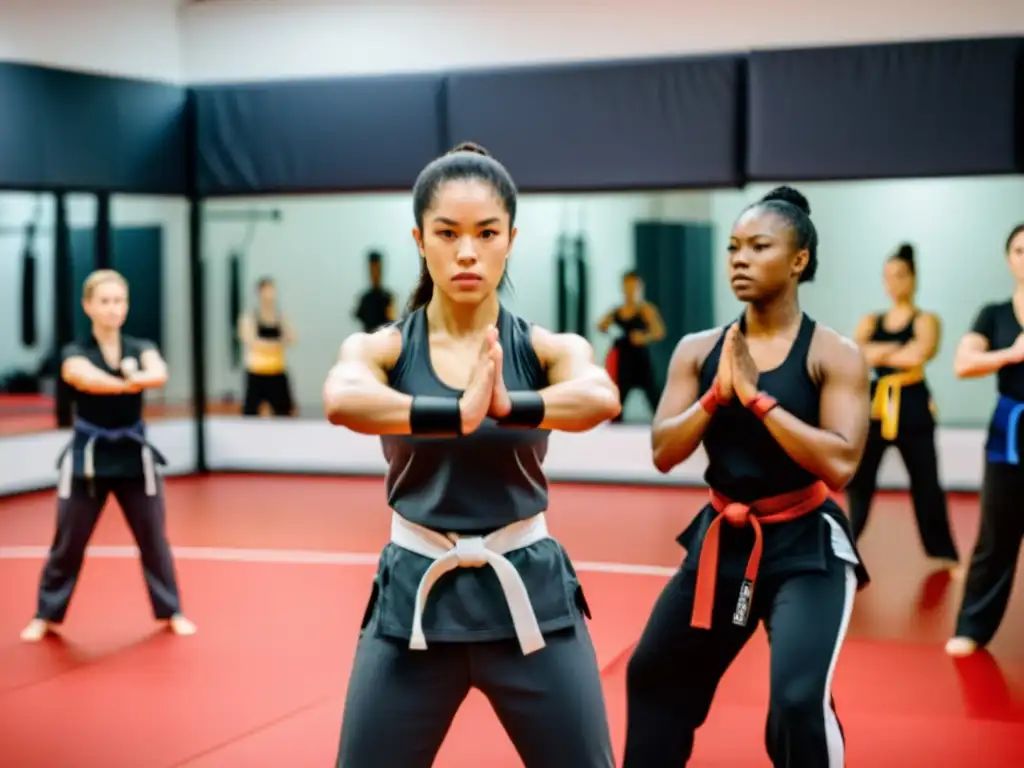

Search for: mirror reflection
xmin=200 ymin=175 xmax=1024 ymax=429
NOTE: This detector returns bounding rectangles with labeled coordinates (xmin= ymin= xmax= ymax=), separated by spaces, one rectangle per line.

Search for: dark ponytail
xmin=404 ymin=140 xmax=518 ymax=316
xmin=406 ymin=259 xmax=435 ymax=315
xmin=889 ymin=243 xmax=916 ymax=275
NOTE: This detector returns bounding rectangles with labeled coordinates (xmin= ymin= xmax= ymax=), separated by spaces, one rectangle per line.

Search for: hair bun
xmin=448 ymin=141 xmax=490 ymax=157
xmin=896 ymin=243 xmax=915 ymax=263
xmin=760 ymin=185 xmax=810 ymax=216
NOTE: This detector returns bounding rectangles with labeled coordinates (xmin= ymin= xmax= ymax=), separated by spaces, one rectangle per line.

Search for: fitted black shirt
xmin=62 ymin=334 xmax=156 ymax=478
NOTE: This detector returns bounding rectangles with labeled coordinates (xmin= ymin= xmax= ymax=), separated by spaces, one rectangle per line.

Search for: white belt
xmin=389 ymin=511 xmax=551 ymax=656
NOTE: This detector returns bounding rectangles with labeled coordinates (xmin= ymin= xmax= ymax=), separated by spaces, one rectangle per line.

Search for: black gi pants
xmin=35 ymin=477 xmax=182 ymax=623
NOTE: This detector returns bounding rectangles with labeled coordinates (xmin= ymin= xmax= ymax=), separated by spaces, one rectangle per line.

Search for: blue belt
xmin=56 ymin=418 xmax=166 ymax=496
xmin=986 ymin=395 xmax=1024 ymax=465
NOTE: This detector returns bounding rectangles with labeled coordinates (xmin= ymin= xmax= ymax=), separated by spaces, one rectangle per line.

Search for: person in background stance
xmin=22 ymin=269 xmax=194 ymax=643
xmin=846 ymin=244 xmax=959 ymax=570
xmin=946 ymin=223 xmax=1024 ymax=658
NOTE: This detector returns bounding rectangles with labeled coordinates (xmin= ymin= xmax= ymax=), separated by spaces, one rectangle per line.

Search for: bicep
xmin=652 ymin=338 xmax=701 ymax=424
xmin=331 ymin=333 xmax=391 ymax=385
xmin=852 ymin=314 xmax=876 ymax=346
xmin=643 ymin=303 xmax=665 ymax=328
xmin=140 ymin=347 xmax=167 ymax=371
xmin=818 ymin=342 xmax=871 ymax=445
xmin=541 ymin=332 xmax=604 ymax=384
xmin=61 ymin=356 xmax=92 ymax=383
xmin=913 ymin=314 xmax=941 ymax=357
xmin=238 ymin=316 xmax=256 ymax=342
xmin=956 ymin=332 xmax=990 ymax=356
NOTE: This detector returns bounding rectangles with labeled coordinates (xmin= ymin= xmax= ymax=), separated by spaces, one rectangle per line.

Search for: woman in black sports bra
xmin=238 ymin=276 xmax=296 ymax=416
xmin=598 ymin=270 xmax=665 ymax=420
xmin=846 ymin=244 xmax=959 ymax=567
xmin=624 ymin=186 xmax=871 ymax=767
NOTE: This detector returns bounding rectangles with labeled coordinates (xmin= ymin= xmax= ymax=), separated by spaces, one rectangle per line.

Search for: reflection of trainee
xmin=846 ymin=244 xmax=958 ymax=567
xmin=353 ymin=250 xmax=396 ymax=332
xmin=625 ymin=187 xmax=870 ymax=767
xmin=21 ymin=270 xmax=195 ymax=643
xmin=597 ymin=270 xmax=665 ymax=420
xmin=945 ymin=224 xmax=1024 ymax=659
xmin=324 ymin=142 xmax=619 ymax=768
xmin=238 ymin=276 xmax=296 ymax=416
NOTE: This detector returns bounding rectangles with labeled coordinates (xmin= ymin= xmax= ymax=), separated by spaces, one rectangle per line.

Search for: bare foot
xmin=20 ymin=619 xmax=53 ymax=643
xmin=944 ymin=636 xmax=978 ymax=657
xmin=168 ymin=614 xmax=197 ymax=636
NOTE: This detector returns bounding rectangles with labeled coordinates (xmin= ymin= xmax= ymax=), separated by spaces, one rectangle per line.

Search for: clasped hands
xmin=459 ymin=325 xmax=514 ymax=433
xmin=715 ymin=325 xmax=760 ymax=406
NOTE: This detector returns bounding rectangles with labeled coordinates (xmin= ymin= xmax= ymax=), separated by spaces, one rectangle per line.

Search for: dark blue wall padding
xmin=747 ymin=38 xmax=1024 ymax=181
xmin=194 ymin=75 xmax=448 ymax=195
xmin=0 ymin=63 xmax=188 ymax=193
xmin=444 ymin=55 xmax=744 ymax=190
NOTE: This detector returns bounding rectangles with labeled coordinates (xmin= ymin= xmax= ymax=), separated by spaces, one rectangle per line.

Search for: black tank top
xmin=700 ymin=312 xmax=820 ymax=502
xmin=868 ymin=312 xmax=933 ymax=429
xmin=370 ymin=306 xmax=586 ymax=644
xmin=613 ymin=307 xmax=651 ymax=360
xmin=681 ymin=314 xmax=869 ymax=587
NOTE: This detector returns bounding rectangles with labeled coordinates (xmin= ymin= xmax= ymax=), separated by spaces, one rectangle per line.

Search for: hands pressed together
xmin=715 ymin=325 xmax=759 ymax=406
xmin=459 ymin=325 xmax=515 ymax=433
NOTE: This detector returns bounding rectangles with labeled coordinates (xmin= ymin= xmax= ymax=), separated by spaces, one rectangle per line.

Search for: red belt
xmin=691 ymin=480 xmax=830 ymax=630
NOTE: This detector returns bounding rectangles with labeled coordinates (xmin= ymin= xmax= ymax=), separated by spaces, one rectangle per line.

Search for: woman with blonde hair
xmin=21 ymin=270 xmax=194 ymax=642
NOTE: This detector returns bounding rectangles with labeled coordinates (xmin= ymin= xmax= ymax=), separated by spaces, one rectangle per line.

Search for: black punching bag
xmin=555 ymin=235 xmax=569 ymax=334
xmin=228 ymin=251 xmax=242 ymax=369
xmin=21 ymin=230 xmax=37 ymax=348
xmin=573 ymin=235 xmax=588 ymax=339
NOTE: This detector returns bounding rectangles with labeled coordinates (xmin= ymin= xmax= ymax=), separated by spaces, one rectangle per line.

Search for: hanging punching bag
xmin=228 ymin=251 xmax=243 ymax=369
xmin=573 ymin=234 xmax=588 ymax=340
xmin=20 ymin=229 xmax=37 ymax=348
xmin=555 ymin=235 xmax=569 ymax=334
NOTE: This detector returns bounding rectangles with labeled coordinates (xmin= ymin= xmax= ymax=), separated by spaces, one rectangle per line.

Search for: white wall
xmin=0 ymin=0 xmax=183 ymax=81
xmin=180 ymin=0 xmax=1024 ymax=83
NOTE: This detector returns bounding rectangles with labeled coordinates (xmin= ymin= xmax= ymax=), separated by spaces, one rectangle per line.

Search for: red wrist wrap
xmin=699 ymin=378 xmax=726 ymax=414
xmin=747 ymin=392 xmax=778 ymax=420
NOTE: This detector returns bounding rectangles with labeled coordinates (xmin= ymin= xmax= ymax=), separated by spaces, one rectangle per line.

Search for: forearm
xmin=536 ymin=377 xmax=621 ymax=432
xmin=861 ymin=342 xmax=899 ymax=367
xmin=955 ymin=347 xmax=1018 ymax=379
xmin=64 ymin=364 xmax=127 ymax=395
xmin=883 ymin=346 xmax=930 ymax=369
xmin=130 ymin=370 xmax=168 ymax=390
xmin=651 ymin=402 xmax=713 ymax=474
xmin=323 ymin=375 xmax=413 ymax=435
xmin=761 ymin=407 xmax=861 ymax=491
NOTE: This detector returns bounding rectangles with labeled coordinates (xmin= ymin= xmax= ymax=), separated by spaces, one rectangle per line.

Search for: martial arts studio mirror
xmin=0 ymin=192 xmax=86 ymax=436
xmin=201 ymin=176 xmax=1024 ymax=431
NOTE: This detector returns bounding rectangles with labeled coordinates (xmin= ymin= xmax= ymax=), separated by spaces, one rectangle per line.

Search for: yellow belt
xmin=871 ymin=368 xmax=924 ymax=440
xmin=249 ymin=347 xmax=286 ymax=376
